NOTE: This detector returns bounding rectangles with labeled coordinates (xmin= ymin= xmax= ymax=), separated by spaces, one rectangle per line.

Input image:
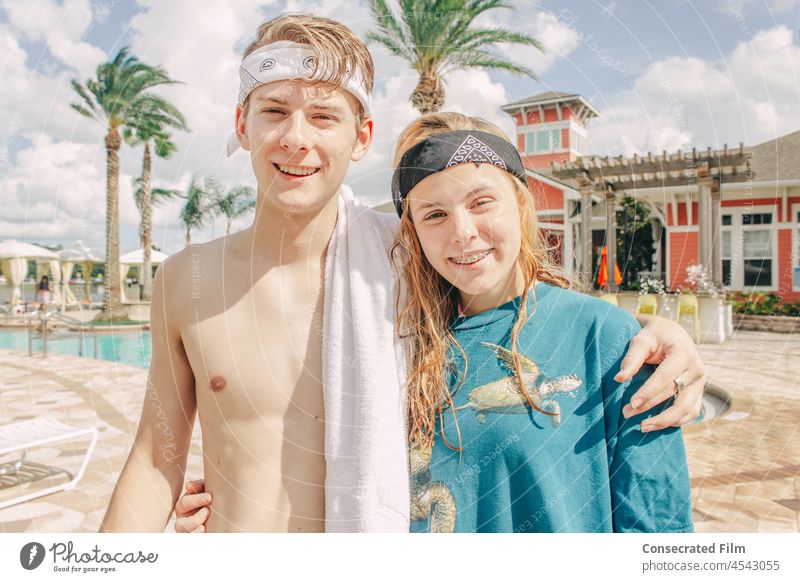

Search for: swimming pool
xmin=0 ymin=329 xmax=151 ymax=369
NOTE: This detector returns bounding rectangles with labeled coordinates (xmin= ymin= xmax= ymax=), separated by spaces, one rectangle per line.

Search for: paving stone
xmin=0 ymin=329 xmax=798 ymax=532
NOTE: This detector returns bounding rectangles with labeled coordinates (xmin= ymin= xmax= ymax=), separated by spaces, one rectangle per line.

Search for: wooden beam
xmin=553 ymin=153 xmax=750 ymax=178
xmin=686 ymin=191 xmax=693 ymax=226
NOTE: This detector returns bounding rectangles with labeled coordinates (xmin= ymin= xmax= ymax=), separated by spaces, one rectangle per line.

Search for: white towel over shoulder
xmin=322 ymin=186 xmax=410 ymax=532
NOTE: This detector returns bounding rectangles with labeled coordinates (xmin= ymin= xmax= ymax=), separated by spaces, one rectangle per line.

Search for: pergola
xmin=552 ymin=144 xmax=752 ymax=291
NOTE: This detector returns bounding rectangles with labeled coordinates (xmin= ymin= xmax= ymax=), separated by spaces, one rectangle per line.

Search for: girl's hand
xmin=617 ymin=315 xmax=707 ymax=431
xmin=173 ymin=479 xmax=212 ymax=533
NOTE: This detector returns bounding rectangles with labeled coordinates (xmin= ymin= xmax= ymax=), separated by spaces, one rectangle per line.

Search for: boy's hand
xmin=619 ymin=315 xmax=707 ymax=431
xmin=174 ymin=479 xmax=212 ymax=533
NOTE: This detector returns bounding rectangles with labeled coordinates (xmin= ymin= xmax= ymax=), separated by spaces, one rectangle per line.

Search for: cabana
xmin=119 ymin=248 xmax=169 ymax=302
xmin=57 ymin=241 xmax=104 ymax=308
xmin=0 ymin=240 xmax=57 ymax=308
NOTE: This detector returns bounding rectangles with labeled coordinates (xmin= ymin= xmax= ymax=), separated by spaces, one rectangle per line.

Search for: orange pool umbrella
xmin=597 ymin=246 xmax=622 ymax=288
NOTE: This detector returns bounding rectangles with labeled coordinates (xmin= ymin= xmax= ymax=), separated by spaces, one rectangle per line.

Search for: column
xmin=605 ymin=186 xmax=618 ymax=292
xmin=651 ymin=217 xmax=663 ymax=280
xmin=563 ymin=200 xmax=575 ymax=275
xmin=697 ymin=166 xmax=713 ymax=275
xmin=710 ymin=177 xmax=722 ymax=288
xmin=580 ymin=179 xmax=593 ymax=286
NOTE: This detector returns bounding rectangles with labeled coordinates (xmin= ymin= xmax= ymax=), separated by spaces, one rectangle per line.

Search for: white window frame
xmin=525 ymin=132 xmax=535 ymax=154
xmin=721 ymin=204 xmax=778 ymax=292
xmin=793 ymin=203 xmax=800 ymax=292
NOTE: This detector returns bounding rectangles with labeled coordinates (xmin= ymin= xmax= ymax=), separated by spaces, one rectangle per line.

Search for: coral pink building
xmin=501 ymin=91 xmax=800 ymax=301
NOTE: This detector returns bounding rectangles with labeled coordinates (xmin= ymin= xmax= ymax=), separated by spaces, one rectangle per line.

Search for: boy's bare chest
xmin=180 ymin=271 xmax=325 ymax=421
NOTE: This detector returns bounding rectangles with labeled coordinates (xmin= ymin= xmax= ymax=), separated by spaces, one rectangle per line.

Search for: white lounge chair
xmin=0 ymin=417 xmax=98 ymax=510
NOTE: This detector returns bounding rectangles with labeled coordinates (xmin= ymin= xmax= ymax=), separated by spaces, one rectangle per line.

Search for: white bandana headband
xmin=227 ymin=40 xmax=372 ymax=156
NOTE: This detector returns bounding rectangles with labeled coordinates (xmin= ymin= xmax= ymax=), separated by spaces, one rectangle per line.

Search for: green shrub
xmin=726 ymin=292 xmax=800 ymax=316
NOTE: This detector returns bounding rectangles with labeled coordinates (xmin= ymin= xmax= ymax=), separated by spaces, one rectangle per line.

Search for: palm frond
xmin=442 ymin=50 xmax=537 ymax=78
xmin=132 ymin=177 xmax=181 ymax=212
xmin=367 ymin=0 xmax=544 ymax=111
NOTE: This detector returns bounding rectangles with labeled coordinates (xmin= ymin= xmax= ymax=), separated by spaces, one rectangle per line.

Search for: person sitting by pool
xmin=35 ymin=275 xmax=51 ymax=310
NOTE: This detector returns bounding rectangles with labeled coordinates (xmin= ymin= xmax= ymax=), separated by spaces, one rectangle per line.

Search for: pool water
xmin=0 ymin=329 xmax=151 ymax=369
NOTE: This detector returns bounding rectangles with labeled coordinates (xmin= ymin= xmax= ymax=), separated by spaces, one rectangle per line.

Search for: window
xmin=722 ymin=229 xmax=732 ymax=287
xmin=743 ymin=230 xmax=772 ymax=286
xmin=794 ymin=208 xmax=800 ymax=290
xmin=742 ymin=213 xmax=772 ymax=225
xmin=721 ymin=208 xmax=775 ymax=290
xmin=536 ymin=130 xmax=549 ymax=152
xmin=573 ymin=129 xmax=587 ymax=153
xmin=530 ymin=129 xmax=563 ymax=153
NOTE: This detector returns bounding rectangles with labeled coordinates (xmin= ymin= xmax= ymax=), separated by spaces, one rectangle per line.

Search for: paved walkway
xmin=0 ymin=330 xmax=797 ymax=533
xmin=0 ymin=351 xmax=202 ymax=532
xmin=683 ymin=331 xmax=800 ymax=532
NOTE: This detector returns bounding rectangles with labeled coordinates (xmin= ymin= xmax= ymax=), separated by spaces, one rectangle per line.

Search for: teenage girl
xmin=391 ymin=112 xmax=694 ymax=533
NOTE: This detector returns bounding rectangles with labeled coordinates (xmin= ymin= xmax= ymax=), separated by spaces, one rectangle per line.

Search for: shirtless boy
xmin=101 ymin=14 xmax=706 ymax=534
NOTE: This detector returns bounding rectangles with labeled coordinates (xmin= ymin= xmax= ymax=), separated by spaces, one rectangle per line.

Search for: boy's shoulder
xmin=160 ymin=235 xmax=224 ymax=272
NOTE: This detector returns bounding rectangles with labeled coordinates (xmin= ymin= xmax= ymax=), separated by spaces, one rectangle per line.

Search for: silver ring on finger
xmin=673 ymin=374 xmax=686 ymax=396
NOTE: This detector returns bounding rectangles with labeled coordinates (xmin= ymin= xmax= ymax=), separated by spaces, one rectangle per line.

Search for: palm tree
xmin=180 ymin=177 xmax=220 ymax=246
xmin=367 ymin=0 xmax=544 ymax=113
xmin=214 ymin=186 xmax=256 ymax=235
xmin=126 ymin=118 xmax=187 ymax=302
xmin=132 ymin=172 xmax=181 ymax=298
xmin=70 ymin=48 xmax=180 ymax=321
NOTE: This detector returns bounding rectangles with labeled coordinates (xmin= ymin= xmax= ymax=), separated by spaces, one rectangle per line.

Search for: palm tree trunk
xmin=186 ymin=228 xmax=191 ymax=247
xmin=411 ymin=74 xmax=445 ymax=114
xmin=140 ymin=141 xmax=154 ymax=302
xmin=95 ymin=127 xmax=128 ymax=322
xmin=226 ymin=218 xmax=232 ymax=235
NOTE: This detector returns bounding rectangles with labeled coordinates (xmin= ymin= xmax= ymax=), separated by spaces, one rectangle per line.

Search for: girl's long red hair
xmin=391 ymin=112 xmax=571 ymax=450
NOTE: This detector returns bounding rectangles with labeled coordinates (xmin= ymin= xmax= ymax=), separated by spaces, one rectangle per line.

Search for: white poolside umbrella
xmin=0 ymin=240 xmax=57 ymax=306
xmin=119 ymin=248 xmax=169 ymax=265
xmin=119 ymin=248 xmax=169 ymax=302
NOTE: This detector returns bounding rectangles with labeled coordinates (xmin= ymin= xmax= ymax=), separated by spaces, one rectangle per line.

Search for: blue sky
xmin=1 ymin=0 xmax=799 ymax=254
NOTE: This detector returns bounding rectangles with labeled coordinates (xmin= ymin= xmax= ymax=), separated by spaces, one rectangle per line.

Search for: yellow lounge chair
xmin=636 ymin=294 xmax=658 ymax=315
xmin=677 ymin=293 xmax=701 ymax=341
xmin=600 ymin=293 xmax=619 ymax=306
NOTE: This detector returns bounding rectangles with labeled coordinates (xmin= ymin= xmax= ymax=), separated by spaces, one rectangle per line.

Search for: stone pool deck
xmin=0 ymin=330 xmax=798 ymax=533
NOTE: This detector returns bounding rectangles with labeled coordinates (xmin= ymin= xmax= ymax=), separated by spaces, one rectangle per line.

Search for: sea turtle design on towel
xmin=454 ymin=342 xmax=582 ymax=427
xmin=409 ymin=444 xmax=456 ymax=533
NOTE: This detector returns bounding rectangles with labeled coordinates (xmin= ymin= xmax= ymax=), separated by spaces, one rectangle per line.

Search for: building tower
xmin=500 ymin=91 xmax=599 ymax=169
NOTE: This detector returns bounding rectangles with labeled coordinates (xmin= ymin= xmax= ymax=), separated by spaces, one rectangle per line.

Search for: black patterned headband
xmin=391 ymin=130 xmax=527 ymax=218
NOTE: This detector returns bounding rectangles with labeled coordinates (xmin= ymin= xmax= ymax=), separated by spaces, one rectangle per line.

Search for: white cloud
xmin=5 ymin=2 xmax=797 ymax=254
xmin=771 ymin=0 xmax=800 ymax=11
xmin=3 ymin=0 xmax=106 ymax=77
xmin=0 ymin=134 xmax=120 ymax=248
xmin=485 ymin=9 xmax=580 ymax=76
xmin=717 ymin=0 xmax=800 ymax=15
xmin=586 ymin=25 xmax=800 ymax=156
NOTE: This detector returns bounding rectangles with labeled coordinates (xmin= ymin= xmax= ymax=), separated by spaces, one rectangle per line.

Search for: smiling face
xmin=235 ymin=79 xmax=373 ymax=216
xmin=407 ymin=163 xmax=525 ymax=315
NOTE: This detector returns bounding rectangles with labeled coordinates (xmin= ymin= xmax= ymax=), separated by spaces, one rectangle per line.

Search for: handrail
xmin=44 ymin=311 xmax=86 ymax=327
xmin=25 ymin=310 xmax=98 ymax=359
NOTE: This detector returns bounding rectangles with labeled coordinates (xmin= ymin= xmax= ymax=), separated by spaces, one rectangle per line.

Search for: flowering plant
xmin=637 ymin=276 xmax=666 ymax=296
xmin=685 ymin=263 xmax=722 ymax=297
xmin=637 ymin=275 xmax=672 ymax=315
